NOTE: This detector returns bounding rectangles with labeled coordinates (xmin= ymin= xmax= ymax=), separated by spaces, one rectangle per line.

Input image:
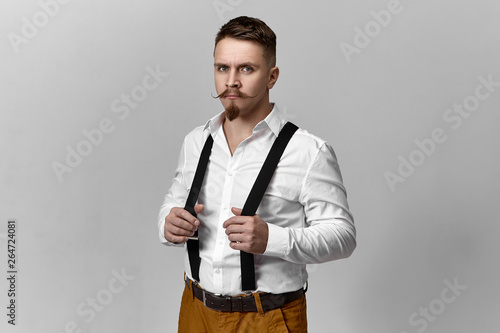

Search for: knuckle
xmin=185 ymin=220 xmax=194 ymax=230
xmin=165 ymin=232 xmax=176 ymax=243
xmin=165 ymin=222 xmax=174 ymax=231
xmin=178 ymin=218 xmax=188 ymax=229
xmin=169 ymin=225 xmax=178 ymax=234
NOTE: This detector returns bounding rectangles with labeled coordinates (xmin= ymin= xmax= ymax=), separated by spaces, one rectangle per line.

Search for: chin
xmin=225 ymin=102 xmax=240 ymax=121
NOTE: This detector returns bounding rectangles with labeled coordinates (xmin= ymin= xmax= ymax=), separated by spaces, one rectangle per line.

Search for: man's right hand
xmin=164 ymin=204 xmax=204 ymax=244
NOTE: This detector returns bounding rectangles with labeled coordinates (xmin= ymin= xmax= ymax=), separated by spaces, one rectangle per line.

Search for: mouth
xmin=224 ymin=94 xmax=241 ymax=100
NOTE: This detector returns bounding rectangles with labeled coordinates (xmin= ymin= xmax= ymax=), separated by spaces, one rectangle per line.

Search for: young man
xmin=158 ymin=16 xmax=356 ymax=332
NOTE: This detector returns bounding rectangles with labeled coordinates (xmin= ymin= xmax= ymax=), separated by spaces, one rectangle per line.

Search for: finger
xmin=194 ymin=204 xmax=205 ymax=215
xmin=173 ymin=215 xmax=198 ymax=231
xmin=222 ymin=216 xmax=246 ymax=229
xmin=225 ymin=224 xmax=245 ymax=236
xmin=166 ymin=215 xmax=197 ymax=234
xmin=231 ymin=207 xmax=242 ymax=216
xmin=170 ymin=207 xmax=199 ymax=227
xmin=228 ymin=240 xmax=247 ymax=252
xmin=177 ymin=209 xmax=200 ymax=227
xmin=164 ymin=230 xmax=188 ymax=244
xmin=165 ymin=220 xmax=196 ymax=238
xmin=227 ymin=233 xmax=245 ymax=243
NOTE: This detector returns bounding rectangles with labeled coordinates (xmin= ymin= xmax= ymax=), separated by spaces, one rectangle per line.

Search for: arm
xmin=264 ymin=142 xmax=356 ymax=264
xmin=158 ymin=139 xmax=199 ymax=246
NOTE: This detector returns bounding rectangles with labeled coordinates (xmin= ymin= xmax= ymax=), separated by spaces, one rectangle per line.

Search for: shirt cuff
xmin=158 ymin=218 xmax=169 ymax=244
xmin=263 ymin=223 xmax=288 ymax=257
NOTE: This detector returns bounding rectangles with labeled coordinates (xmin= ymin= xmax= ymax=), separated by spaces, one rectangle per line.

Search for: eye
xmin=241 ymin=66 xmax=253 ymax=73
xmin=217 ymin=66 xmax=228 ymax=72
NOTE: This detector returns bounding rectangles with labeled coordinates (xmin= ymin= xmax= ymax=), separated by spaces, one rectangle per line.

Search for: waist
xmin=185 ymin=276 xmax=305 ymax=313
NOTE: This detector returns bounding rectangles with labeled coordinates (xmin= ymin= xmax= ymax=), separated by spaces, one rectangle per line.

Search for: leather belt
xmin=185 ymin=277 xmax=304 ymax=313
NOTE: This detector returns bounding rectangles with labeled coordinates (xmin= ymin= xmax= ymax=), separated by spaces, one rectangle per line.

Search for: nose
xmin=226 ymin=70 xmax=241 ymax=89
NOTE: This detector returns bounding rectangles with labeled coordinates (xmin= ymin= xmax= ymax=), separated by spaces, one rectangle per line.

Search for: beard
xmin=213 ymin=88 xmax=255 ymax=121
xmin=225 ymin=101 xmax=240 ymax=121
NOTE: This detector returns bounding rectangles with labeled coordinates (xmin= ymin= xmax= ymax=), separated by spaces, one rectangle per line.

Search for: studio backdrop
xmin=1 ymin=0 xmax=499 ymax=332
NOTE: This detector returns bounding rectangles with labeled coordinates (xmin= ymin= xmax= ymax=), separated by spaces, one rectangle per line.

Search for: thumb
xmin=231 ymin=207 xmax=242 ymax=216
xmin=194 ymin=204 xmax=205 ymax=215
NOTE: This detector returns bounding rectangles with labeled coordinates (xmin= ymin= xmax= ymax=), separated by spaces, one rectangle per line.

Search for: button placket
xmin=212 ymin=149 xmax=243 ymax=291
xmin=212 ymin=128 xmax=258 ymax=293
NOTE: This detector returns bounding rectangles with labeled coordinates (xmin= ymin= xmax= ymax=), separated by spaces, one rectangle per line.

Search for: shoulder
xmin=184 ymin=125 xmax=206 ymax=142
xmin=183 ymin=112 xmax=222 ymax=147
xmin=281 ymin=125 xmax=339 ymax=168
xmin=182 ymin=124 xmax=210 ymax=152
xmin=292 ymin=127 xmax=327 ymax=148
xmin=289 ymin=125 xmax=332 ymax=152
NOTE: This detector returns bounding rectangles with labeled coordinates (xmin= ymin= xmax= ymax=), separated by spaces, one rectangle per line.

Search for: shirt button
xmin=228 ymin=171 xmax=234 ymax=176
xmin=215 ymin=268 xmax=220 ymax=274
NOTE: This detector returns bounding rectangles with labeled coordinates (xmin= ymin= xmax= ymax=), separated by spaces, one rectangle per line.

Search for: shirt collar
xmin=203 ymin=103 xmax=286 ymax=138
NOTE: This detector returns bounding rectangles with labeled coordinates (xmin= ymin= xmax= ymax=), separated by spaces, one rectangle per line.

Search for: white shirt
xmin=158 ymin=104 xmax=356 ymax=296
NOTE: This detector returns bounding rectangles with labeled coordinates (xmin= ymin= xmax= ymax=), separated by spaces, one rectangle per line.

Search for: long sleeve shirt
xmin=158 ymin=104 xmax=356 ymax=296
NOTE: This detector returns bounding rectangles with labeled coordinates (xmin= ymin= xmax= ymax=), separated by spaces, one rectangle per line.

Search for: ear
xmin=267 ymin=66 xmax=279 ymax=89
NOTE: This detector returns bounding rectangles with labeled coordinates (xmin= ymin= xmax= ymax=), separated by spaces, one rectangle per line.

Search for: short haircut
xmin=215 ymin=16 xmax=277 ymax=68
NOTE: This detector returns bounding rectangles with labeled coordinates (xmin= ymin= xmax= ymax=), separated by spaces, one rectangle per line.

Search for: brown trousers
xmin=178 ymin=283 xmax=308 ymax=333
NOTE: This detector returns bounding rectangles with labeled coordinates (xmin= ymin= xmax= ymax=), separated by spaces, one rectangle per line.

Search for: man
xmin=158 ymin=16 xmax=356 ymax=332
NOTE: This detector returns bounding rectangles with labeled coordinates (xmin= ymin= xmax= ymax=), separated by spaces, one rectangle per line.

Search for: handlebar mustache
xmin=212 ymin=89 xmax=255 ymax=99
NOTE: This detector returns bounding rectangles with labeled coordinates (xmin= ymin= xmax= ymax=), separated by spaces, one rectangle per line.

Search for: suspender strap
xmin=184 ymin=121 xmax=298 ymax=290
xmin=239 ymin=121 xmax=298 ymax=291
xmin=185 ymin=135 xmax=214 ymax=282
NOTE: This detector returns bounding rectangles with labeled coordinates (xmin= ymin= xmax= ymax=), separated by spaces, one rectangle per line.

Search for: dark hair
xmin=215 ymin=16 xmax=276 ymax=68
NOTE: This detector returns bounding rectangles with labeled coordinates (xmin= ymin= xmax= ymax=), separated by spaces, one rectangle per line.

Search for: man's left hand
xmin=223 ymin=207 xmax=268 ymax=254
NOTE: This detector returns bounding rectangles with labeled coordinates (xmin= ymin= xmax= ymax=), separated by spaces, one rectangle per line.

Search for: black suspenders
xmin=185 ymin=135 xmax=214 ymax=282
xmin=185 ymin=122 xmax=298 ymax=292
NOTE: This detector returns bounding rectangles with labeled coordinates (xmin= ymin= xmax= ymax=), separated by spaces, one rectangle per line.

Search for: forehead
xmin=214 ymin=38 xmax=266 ymax=64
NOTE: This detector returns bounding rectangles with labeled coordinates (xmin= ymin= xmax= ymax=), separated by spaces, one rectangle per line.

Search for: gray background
xmin=1 ymin=0 xmax=499 ymax=332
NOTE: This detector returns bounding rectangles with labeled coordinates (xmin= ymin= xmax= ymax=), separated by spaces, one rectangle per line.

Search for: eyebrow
xmin=214 ymin=62 xmax=260 ymax=68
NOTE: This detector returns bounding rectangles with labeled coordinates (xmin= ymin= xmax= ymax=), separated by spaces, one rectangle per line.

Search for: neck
xmin=222 ymin=100 xmax=273 ymax=155
xmin=225 ymin=105 xmax=271 ymax=134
